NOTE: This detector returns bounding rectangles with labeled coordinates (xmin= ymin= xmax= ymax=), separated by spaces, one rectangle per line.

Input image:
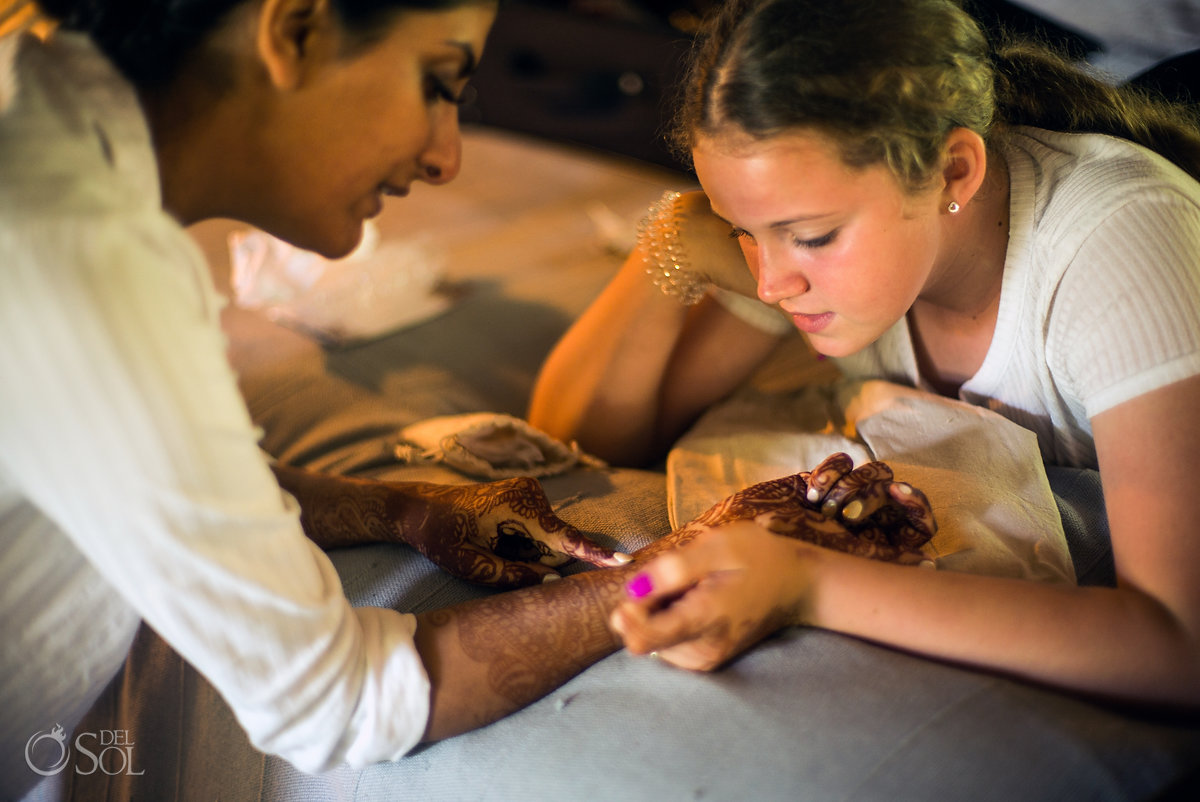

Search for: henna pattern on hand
xmin=643 ymin=455 xmax=936 ymax=565
xmin=276 ymin=464 xmax=612 ymax=588
xmin=387 ymin=476 xmax=626 ymax=588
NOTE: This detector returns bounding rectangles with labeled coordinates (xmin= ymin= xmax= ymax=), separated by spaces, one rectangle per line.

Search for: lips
xmin=789 ymin=311 xmax=834 ymax=334
xmin=365 ymin=194 xmax=384 ymax=219
xmin=365 ymin=184 xmax=410 ymax=219
xmin=379 ymin=184 xmax=409 ymax=198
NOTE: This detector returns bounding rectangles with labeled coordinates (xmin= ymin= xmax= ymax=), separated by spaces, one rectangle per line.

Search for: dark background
xmin=464 ymin=0 xmax=1195 ymax=173
xmin=464 ymin=1 xmax=1103 ymax=172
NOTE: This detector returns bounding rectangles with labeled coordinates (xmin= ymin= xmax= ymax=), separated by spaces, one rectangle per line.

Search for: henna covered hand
xmin=797 ymin=452 xmax=936 ymax=560
xmin=273 ymin=464 xmax=627 ymax=590
xmin=609 ymin=454 xmax=936 ymax=670
xmin=395 ymin=477 xmax=630 ymax=589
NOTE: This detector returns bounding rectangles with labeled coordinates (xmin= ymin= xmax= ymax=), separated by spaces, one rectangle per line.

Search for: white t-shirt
xmin=836 ymin=127 xmax=1200 ymax=468
xmin=0 ymin=33 xmax=429 ymax=799
xmin=724 ymin=130 xmax=1200 ymax=467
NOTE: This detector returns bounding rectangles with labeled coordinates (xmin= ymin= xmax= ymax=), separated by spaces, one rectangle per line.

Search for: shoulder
xmin=1000 ymin=126 xmax=1200 ymax=306
xmin=0 ymin=32 xmax=159 ymax=221
xmin=0 ymin=31 xmax=212 ymax=309
xmin=1002 ymin=127 xmax=1200 ymax=235
xmin=1005 ymin=130 xmax=1200 ymax=417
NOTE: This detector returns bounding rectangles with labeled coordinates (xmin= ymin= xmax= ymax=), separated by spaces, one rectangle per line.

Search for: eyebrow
xmin=709 ymin=208 xmax=832 ymax=229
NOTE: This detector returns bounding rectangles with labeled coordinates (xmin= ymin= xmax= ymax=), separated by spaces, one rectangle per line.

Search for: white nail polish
xmin=895 ymin=483 xmax=913 ymax=495
xmin=807 ymin=487 xmax=821 ymax=503
xmin=613 ymin=552 xmax=633 ymax=564
xmin=542 ymin=573 xmax=562 ymax=583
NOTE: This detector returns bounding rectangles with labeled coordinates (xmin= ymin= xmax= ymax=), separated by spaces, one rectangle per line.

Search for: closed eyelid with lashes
xmin=728 ymin=226 xmax=838 ymax=249
xmin=425 ymin=75 xmax=475 ymax=106
xmin=794 ymin=228 xmax=839 ymax=248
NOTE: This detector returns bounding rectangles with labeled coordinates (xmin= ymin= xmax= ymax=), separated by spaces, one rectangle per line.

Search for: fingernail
xmin=626 ymin=573 xmax=653 ymax=599
xmin=648 ymin=651 xmax=660 ymax=660
xmin=612 ymin=552 xmax=633 ymax=564
xmin=822 ymin=498 xmax=838 ymax=516
xmin=542 ymin=573 xmax=562 ymax=583
xmin=806 ymin=486 xmax=821 ymax=503
xmin=843 ymin=499 xmax=863 ymax=520
xmin=894 ymin=483 xmax=914 ymax=496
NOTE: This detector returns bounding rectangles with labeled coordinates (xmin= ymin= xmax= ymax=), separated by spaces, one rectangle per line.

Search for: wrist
xmin=637 ymin=190 xmax=710 ymax=305
xmin=781 ymin=540 xmax=834 ymax=628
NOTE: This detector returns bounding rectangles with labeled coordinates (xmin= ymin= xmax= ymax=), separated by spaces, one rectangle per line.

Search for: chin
xmin=272 ymin=221 xmax=363 ymax=260
xmin=314 ymin=238 xmax=360 ymax=260
xmin=807 ymin=335 xmax=863 ymax=360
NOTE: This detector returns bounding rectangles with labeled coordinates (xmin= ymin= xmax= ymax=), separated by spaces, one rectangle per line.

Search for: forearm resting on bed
xmin=414 ymin=559 xmax=636 ymax=741
xmin=414 ymin=520 xmax=711 ymax=741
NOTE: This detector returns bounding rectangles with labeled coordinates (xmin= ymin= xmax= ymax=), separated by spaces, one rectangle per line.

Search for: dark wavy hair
xmin=672 ymin=0 xmax=1200 ymax=187
xmin=36 ymin=0 xmax=488 ymax=87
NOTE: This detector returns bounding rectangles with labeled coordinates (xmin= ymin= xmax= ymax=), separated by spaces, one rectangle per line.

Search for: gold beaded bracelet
xmin=636 ymin=190 xmax=709 ymax=306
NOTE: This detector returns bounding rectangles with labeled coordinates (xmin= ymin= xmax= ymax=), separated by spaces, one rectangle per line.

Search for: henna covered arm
xmin=414 ymin=562 xmax=632 ymax=741
xmin=271 ymin=462 xmax=421 ymax=549
xmin=414 ymin=520 xmax=706 ymax=740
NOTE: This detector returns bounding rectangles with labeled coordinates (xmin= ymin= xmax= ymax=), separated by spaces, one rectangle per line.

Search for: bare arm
xmin=814 ymin=375 xmax=1200 ymax=706
xmin=529 ymin=192 xmax=784 ymax=466
xmin=615 ymin=377 xmax=1200 ymax=708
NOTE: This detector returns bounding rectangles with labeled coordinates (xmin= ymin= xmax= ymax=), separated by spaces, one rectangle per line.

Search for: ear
xmin=256 ymin=0 xmax=337 ymax=90
xmin=939 ymin=127 xmax=989 ymax=211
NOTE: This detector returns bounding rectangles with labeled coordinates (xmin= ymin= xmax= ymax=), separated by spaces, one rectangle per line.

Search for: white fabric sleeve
xmin=709 ymin=286 xmax=794 ymax=335
xmin=1047 ymin=188 xmax=1200 ymax=417
xmin=0 ymin=210 xmax=430 ymax=772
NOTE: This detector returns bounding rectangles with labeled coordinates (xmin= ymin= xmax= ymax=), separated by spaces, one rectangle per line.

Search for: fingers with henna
xmin=803 ymin=453 xmax=854 ymax=505
xmin=505 ymin=563 xmax=565 ymax=588
xmin=888 ymin=482 xmax=938 ymax=540
xmin=555 ymin=531 xmax=633 ymax=567
xmin=497 ymin=518 xmax=632 ymax=568
xmin=821 ymin=461 xmax=894 ymax=521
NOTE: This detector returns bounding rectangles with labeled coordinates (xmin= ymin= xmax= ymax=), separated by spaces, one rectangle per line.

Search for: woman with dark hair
xmin=532 ymin=0 xmax=1200 ymax=707
xmin=0 ymin=1 xmax=657 ymax=795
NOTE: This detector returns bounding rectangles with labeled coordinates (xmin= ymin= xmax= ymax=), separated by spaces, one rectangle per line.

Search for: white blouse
xmin=0 ymin=32 xmax=428 ymax=798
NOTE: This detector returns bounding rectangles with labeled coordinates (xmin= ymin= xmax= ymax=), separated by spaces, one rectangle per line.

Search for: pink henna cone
xmin=626 ymin=573 xmax=654 ymax=599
